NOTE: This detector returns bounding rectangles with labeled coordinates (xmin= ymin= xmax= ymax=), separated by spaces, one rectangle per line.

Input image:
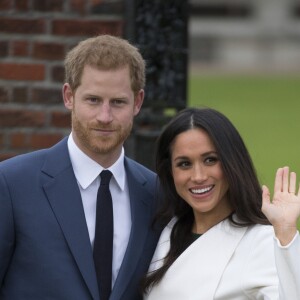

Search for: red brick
xmin=51 ymin=65 xmax=65 ymax=83
xmin=12 ymin=86 xmax=28 ymax=103
xmin=29 ymin=133 xmax=63 ymax=149
xmin=10 ymin=132 xmax=27 ymax=149
xmin=12 ymin=40 xmax=30 ymax=57
xmin=33 ymin=42 xmax=65 ymax=60
xmin=0 ymin=109 xmax=46 ymax=127
xmin=33 ymin=0 xmax=63 ymax=12
xmin=52 ymin=19 xmax=123 ymax=36
xmin=0 ymin=0 xmax=12 ymax=10
xmin=0 ymin=18 xmax=46 ymax=34
xmin=92 ymin=0 xmax=103 ymax=5
xmin=0 ymin=153 xmax=17 ymax=162
xmin=90 ymin=1 xmax=123 ymax=14
xmin=0 ymin=133 xmax=4 ymax=147
xmin=0 ymin=87 xmax=9 ymax=102
xmin=51 ymin=111 xmax=71 ymax=128
xmin=0 ymin=63 xmax=45 ymax=81
xmin=70 ymin=0 xmax=86 ymax=14
xmin=16 ymin=0 xmax=29 ymax=11
xmin=0 ymin=41 xmax=9 ymax=57
xmin=32 ymin=88 xmax=62 ymax=104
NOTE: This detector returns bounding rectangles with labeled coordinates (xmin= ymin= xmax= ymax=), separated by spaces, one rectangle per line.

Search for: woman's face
xmin=171 ymin=128 xmax=231 ymax=224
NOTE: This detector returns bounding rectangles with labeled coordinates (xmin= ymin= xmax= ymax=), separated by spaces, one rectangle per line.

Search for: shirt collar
xmin=67 ymin=133 xmax=126 ymax=191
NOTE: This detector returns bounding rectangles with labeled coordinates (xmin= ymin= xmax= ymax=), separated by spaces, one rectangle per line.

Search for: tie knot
xmin=100 ymin=170 xmax=112 ymax=186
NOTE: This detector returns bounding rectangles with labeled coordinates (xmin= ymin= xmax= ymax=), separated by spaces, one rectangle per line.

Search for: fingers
xmin=289 ymin=171 xmax=296 ymax=194
xmin=274 ymin=166 xmax=297 ymax=194
xmin=274 ymin=167 xmax=284 ymax=193
xmin=262 ymin=185 xmax=270 ymax=205
xmin=282 ymin=166 xmax=289 ymax=193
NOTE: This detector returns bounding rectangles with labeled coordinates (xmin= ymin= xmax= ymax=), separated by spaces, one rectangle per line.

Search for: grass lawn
xmin=188 ymin=74 xmax=300 ymax=224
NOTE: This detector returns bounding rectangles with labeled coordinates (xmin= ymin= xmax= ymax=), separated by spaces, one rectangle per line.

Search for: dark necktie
xmin=93 ymin=170 xmax=113 ymax=300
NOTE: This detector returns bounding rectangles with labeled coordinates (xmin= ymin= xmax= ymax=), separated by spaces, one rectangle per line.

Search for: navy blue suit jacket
xmin=0 ymin=138 xmax=162 ymax=300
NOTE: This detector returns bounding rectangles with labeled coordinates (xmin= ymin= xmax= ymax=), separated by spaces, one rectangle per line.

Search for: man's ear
xmin=62 ymin=83 xmax=74 ymax=111
xmin=133 ymin=89 xmax=144 ymax=116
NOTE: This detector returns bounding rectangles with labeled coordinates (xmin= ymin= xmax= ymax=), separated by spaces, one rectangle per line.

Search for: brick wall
xmin=0 ymin=0 xmax=123 ymax=161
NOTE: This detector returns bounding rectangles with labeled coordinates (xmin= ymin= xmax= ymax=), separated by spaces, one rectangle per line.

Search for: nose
xmin=96 ymin=102 xmax=113 ymax=124
xmin=191 ymin=164 xmax=208 ymax=182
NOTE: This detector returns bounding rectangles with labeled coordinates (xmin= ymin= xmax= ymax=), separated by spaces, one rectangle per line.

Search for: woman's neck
xmin=192 ymin=203 xmax=233 ymax=234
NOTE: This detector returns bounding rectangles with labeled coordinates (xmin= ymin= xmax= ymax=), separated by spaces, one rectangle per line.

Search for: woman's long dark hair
xmin=143 ymin=107 xmax=269 ymax=291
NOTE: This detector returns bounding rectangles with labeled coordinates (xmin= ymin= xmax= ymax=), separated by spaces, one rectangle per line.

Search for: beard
xmin=72 ymin=112 xmax=133 ymax=155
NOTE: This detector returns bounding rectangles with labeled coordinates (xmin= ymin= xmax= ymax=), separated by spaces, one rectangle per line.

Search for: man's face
xmin=63 ymin=65 xmax=144 ymax=166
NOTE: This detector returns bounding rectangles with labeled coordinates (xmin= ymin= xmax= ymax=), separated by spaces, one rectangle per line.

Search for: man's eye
xmin=112 ymin=99 xmax=126 ymax=105
xmin=87 ymin=97 xmax=98 ymax=103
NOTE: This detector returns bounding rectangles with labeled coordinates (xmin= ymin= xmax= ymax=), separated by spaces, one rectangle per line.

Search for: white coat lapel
xmin=147 ymin=219 xmax=247 ymax=300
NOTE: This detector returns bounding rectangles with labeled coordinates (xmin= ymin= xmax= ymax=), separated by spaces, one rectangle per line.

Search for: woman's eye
xmin=177 ymin=161 xmax=191 ymax=168
xmin=205 ymin=156 xmax=218 ymax=165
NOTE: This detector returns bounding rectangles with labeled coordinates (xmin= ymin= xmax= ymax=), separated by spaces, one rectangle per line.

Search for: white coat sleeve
xmin=274 ymin=232 xmax=300 ymax=300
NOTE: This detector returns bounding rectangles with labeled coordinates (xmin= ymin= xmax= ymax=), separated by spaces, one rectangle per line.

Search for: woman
xmin=143 ymin=107 xmax=300 ymax=299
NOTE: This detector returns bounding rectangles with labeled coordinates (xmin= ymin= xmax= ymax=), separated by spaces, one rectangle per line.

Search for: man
xmin=0 ymin=35 xmax=162 ymax=300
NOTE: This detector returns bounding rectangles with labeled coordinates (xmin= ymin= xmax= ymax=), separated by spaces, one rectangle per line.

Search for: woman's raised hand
xmin=262 ymin=166 xmax=300 ymax=245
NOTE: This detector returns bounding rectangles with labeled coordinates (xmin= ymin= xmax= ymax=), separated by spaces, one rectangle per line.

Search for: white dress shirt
xmin=67 ymin=133 xmax=131 ymax=286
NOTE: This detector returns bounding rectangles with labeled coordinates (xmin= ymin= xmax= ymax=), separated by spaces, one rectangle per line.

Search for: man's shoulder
xmin=0 ymin=137 xmax=68 ymax=174
xmin=124 ymin=157 xmax=159 ymax=193
xmin=124 ymin=156 xmax=156 ymax=177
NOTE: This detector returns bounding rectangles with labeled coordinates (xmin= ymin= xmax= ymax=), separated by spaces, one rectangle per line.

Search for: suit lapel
xmin=41 ymin=138 xmax=99 ymax=300
xmin=111 ymin=158 xmax=153 ymax=299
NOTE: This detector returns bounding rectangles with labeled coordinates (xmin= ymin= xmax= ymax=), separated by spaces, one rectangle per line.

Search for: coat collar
xmin=41 ymin=138 xmax=100 ymax=300
xmin=111 ymin=158 xmax=155 ymax=299
xmin=147 ymin=217 xmax=247 ymax=300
